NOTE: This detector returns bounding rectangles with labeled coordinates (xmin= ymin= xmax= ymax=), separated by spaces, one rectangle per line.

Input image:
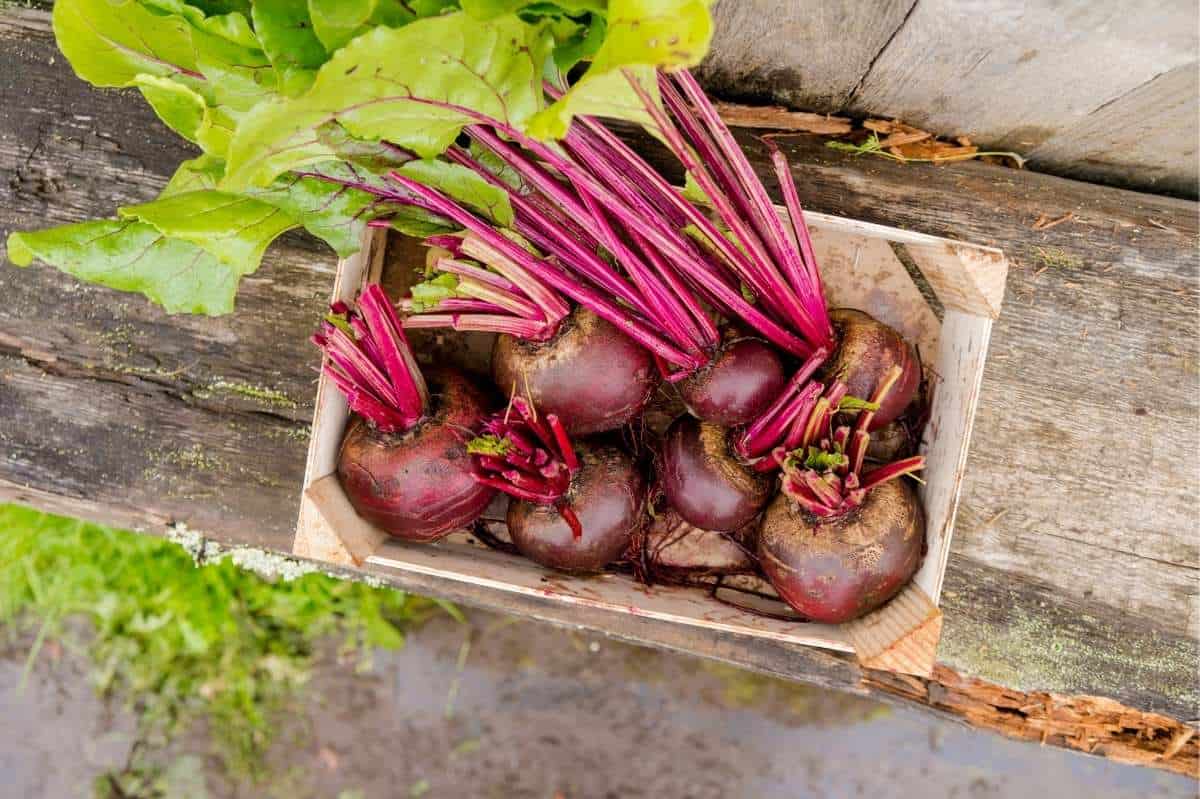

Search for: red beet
xmin=338 ymin=367 xmax=494 ymax=542
xmin=823 ymin=309 xmax=920 ymax=430
xmin=758 ymin=478 xmax=925 ymax=623
xmin=678 ymin=336 xmax=787 ymax=427
xmin=661 ymin=415 xmax=773 ymax=532
xmin=506 ymin=443 xmax=645 ymax=573
xmin=492 ymin=306 xmax=659 ymax=436
xmin=316 ymin=286 xmax=495 ymax=544
xmin=755 ymin=385 xmax=927 ymax=623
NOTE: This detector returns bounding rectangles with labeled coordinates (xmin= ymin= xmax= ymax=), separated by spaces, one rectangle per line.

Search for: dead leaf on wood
xmin=714 ymin=101 xmax=852 ymax=135
xmin=1031 ymin=212 xmax=1076 ymax=231
xmin=829 ymin=119 xmax=1025 ymax=167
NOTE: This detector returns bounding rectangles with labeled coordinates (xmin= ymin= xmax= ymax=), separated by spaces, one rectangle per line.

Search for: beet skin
xmin=507 ymin=443 xmax=645 ymax=573
xmin=661 ymin=415 xmax=773 ymax=533
xmin=492 ymin=306 xmax=658 ymax=436
xmin=824 ymin=309 xmax=920 ymax=430
xmin=758 ymin=477 xmax=925 ymax=623
xmin=337 ymin=368 xmax=494 ymax=543
xmin=678 ymin=337 xmax=786 ymax=427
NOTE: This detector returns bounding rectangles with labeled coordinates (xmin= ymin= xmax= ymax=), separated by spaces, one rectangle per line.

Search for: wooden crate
xmin=294 ymin=207 xmax=1008 ymax=677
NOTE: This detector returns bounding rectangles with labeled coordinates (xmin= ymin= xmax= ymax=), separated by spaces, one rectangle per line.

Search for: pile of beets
xmin=313 ymin=70 xmax=929 ymax=625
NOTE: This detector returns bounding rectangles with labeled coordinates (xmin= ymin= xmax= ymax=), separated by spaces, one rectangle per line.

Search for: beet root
xmin=824 ymin=309 xmax=920 ymax=430
xmin=506 ymin=443 xmax=645 ymax=573
xmin=758 ymin=477 xmax=925 ymax=623
xmin=637 ymin=507 xmax=758 ymax=578
xmin=492 ymin=306 xmax=658 ymax=436
xmin=678 ymin=337 xmax=787 ymax=427
xmin=661 ymin=415 xmax=773 ymax=533
xmin=337 ymin=368 xmax=494 ymax=543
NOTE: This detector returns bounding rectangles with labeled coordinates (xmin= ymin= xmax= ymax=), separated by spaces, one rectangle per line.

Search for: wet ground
xmin=2 ymin=610 xmax=1193 ymax=798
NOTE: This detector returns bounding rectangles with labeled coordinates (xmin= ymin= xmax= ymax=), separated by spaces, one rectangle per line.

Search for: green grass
xmin=0 ymin=503 xmax=433 ymax=795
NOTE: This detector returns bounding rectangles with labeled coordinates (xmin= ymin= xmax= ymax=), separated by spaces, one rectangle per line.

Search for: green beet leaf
xmin=308 ymin=0 xmax=381 ymax=51
xmin=463 ymin=0 xmax=606 ymax=17
xmin=307 ymin=0 xmax=422 ymax=52
xmin=53 ymin=0 xmax=202 ymax=88
xmin=529 ymin=0 xmax=712 ymax=138
xmin=223 ymin=13 xmax=553 ymax=190
xmin=7 ymin=220 xmax=247 ymax=315
xmin=251 ymin=0 xmax=329 ymax=96
xmin=529 ymin=63 xmax=659 ymax=139
xmin=398 ymin=160 xmax=514 ymax=226
xmin=139 ymin=0 xmax=260 ymax=49
xmin=162 ymin=154 xmax=227 ymax=197
xmin=117 ymin=190 xmax=298 ymax=269
xmin=245 ymin=164 xmax=380 ymax=257
xmin=316 ymin=120 xmax=417 ymax=172
xmin=134 ymin=75 xmax=232 ymax=157
xmin=191 ymin=27 xmax=279 ymax=114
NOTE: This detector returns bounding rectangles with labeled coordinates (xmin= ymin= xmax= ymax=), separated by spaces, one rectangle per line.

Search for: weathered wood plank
xmin=0 ymin=7 xmax=1196 ymax=723
xmin=698 ymin=0 xmax=917 ymax=110
xmin=846 ymin=0 xmax=1199 ymax=157
xmin=1028 ymin=63 xmax=1200 ymax=198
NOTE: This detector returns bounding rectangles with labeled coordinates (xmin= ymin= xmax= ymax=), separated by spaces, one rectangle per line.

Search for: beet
xmin=823 ymin=309 xmax=920 ymax=430
xmin=758 ymin=478 xmax=925 ymax=623
xmin=678 ymin=336 xmax=787 ymax=427
xmin=337 ymin=367 xmax=494 ymax=543
xmin=661 ymin=415 xmax=773 ymax=532
xmin=637 ymin=507 xmax=758 ymax=578
xmin=492 ymin=306 xmax=659 ymax=436
xmin=507 ymin=443 xmax=645 ymax=573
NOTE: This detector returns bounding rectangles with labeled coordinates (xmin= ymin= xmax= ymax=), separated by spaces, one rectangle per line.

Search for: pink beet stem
xmin=434 ymin=256 xmax=521 ymax=293
xmin=453 ymin=275 xmax=544 ymax=320
xmin=861 ymin=455 xmax=926 ymax=491
xmin=470 ymin=473 xmax=560 ymax=504
xmin=319 ymin=324 xmax=409 ymax=419
xmin=445 ymin=145 xmax=654 ymax=317
xmin=646 ymin=72 xmax=828 ymax=348
xmin=671 ymin=69 xmax=828 ymax=336
xmin=559 ymin=130 xmax=716 ymax=348
xmin=558 ymin=502 xmax=584 ymax=540
xmin=575 ymin=186 xmax=700 ymax=352
xmin=848 ymin=429 xmax=870 ymax=476
xmin=780 ymin=389 xmax=823 ymax=452
xmin=767 ymin=143 xmax=834 ymax=346
xmin=399 ymin=297 xmax=505 ymax=315
xmin=401 ymin=313 xmax=547 ymax=339
xmin=854 ymin=365 xmax=904 ymax=436
xmin=547 ymin=414 xmax=579 ymax=473
xmin=388 ymin=172 xmax=703 ymax=368
xmin=359 ymin=284 xmax=430 ymax=416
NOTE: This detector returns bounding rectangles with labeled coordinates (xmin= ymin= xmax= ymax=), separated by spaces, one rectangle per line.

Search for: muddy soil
xmin=1 ymin=611 xmax=1192 ymax=798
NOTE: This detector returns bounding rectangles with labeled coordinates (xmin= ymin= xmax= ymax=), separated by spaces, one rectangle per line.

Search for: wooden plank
xmin=697 ymin=0 xmax=917 ymax=110
xmin=0 ymin=7 xmax=1197 ymax=723
xmin=846 ymin=0 xmax=1199 ymax=155
xmin=1028 ymin=62 xmax=1200 ymax=198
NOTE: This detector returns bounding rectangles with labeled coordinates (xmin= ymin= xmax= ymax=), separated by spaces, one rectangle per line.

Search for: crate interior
xmin=318 ymin=210 xmax=1001 ymax=653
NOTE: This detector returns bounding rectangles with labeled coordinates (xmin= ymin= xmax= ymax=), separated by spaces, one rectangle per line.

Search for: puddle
xmin=1 ymin=614 xmax=1193 ymax=799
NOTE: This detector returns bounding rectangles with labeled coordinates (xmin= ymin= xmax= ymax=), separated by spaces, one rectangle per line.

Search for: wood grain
xmin=846 ymin=0 xmax=1199 ymax=154
xmin=697 ymin=0 xmax=917 ymax=110
xmin=693 ymin=0 xmax=1199 ymax=197
xmin=0 ymin=7 xmax=1197 ymax=725
xmin=1028 ymin=62 xmax=1200 ymax=198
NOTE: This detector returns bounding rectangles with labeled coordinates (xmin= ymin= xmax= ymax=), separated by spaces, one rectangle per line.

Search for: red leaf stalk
xmin=468 ymin=396 xmax=584 ymax=538
xmin=311 ymin=284 xmax=430 ymax=433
